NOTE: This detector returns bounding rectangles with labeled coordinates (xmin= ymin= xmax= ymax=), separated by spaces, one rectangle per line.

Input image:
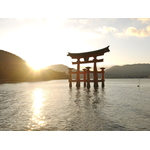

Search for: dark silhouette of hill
xmin=0 ymin=50 xmax=26 ymax=64
xmin=0 ymin=50 xmax=69 ymax=83
xmin=47 ymin=64 xmax=78 ymax=78
xmin=0 ymin=50 xmax=29 ymax=81
xmin=1 ymin=50 xmax=149 ymax=83
xmin=47 ymin=64 xmax=69 ymax=73
xmin=105 ymin=64 xmax=150 ymax=78
xmin=48 ymin=64 xmax=150 ymax=78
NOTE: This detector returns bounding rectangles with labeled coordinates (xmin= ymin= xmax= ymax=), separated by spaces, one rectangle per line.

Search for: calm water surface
xmin=0 ymin=79 xmax=150 ymax=131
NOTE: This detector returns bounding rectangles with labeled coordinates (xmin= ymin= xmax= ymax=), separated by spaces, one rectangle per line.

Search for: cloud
xmin=118 ymin=26 xmax=150 ymax=37
xmin=137 ymin=18 xmax=150 ymax=23
xmin=95 ymin=26 xmax=117 ymax=35
xmin=64 ymin=18 xmax=150 ymax=38
xmin=63 ymin=19 xmax=121 ymax=37
xmin=64 ymin=18 xmax=114 ymax=31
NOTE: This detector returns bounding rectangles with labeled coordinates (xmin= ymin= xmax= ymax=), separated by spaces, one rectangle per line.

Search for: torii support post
xmin=101 ymin=67 xmax=105 ymax=88
xmin=76 ymin=58 xmax=80 ymax=88
xmin=86 ymin=67 xmax=91 ymax=89
xmin=83 ymin=69 xmax=86 ymax=87
xmin=93 ymin=56 xmax=98 ymax=88
xmin=68 ymin=68 xmax=73 ymax=88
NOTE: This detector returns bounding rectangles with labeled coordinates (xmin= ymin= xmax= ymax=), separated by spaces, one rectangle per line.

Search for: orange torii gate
xmin=67 ymin=46 xmax=110 ymax=88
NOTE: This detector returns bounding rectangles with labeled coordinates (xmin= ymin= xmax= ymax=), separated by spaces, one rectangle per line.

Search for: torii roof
xmin=67 ymin=46 xmax=110 ymax=59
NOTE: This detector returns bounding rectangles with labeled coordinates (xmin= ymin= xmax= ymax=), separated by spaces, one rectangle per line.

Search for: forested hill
xmin=105 ymin=64 xmax=150 ymax=78
xmin=47 ymin=64 xmax=69 ymax=73
xmin=0 ymin=50 xmax=69 ymax=83
xmin=0 ymin=50 xmax=26 ymax=64
xmin=1 ymin=50 xmax=150 ymax=82
xmin=47 ymin=64 xmax=150 ymax=78
xmin=0 ymin=50 xmax=29 ymax=81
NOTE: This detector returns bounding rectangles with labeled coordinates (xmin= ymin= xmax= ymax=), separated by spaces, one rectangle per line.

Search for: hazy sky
xmin=0 ymin=18 xmax=150 ymax=69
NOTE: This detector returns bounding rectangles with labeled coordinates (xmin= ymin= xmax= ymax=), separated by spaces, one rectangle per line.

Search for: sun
xmin=30 ymin=63 xmax=43 ymax=71
xmin=26 ymin=52 xmax=56 ymax=71
xmin=27 ymin=61 xmax=48 ymax=71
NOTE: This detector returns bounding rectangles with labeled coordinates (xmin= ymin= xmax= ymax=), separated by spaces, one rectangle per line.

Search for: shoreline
xmin=0 ymin=77 xmax=149 ymax=84
xmin=0 ymin=78 xmax=69 ymax=84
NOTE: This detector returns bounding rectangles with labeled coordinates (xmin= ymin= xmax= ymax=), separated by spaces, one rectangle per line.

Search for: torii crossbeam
xmin=67 ymin=46 xmax=110 ymax=88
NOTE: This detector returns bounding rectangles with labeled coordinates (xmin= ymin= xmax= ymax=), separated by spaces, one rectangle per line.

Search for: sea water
xmin=0 ymin=79 xmax=150 ymax=131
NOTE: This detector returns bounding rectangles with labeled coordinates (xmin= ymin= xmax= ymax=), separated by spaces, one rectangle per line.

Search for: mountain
xmin=47 ymin=64 xmax=69 ymax=73
xmin=0 ymin=50 xmax=26 ymax=64
xmin=0 ymin=50 xmax=69 ymax=83
xmin=48 ymin=64 xmax=150 ymax=78
xmin=1 ymin=50 xmax=149 ymax=82
xmin=47 ymin=64 xmax=79 ymax=79
xmin=105 ymin=64 xmax=150 ymax=78
xmin=0 ymin=50 xmax=29 ymax=81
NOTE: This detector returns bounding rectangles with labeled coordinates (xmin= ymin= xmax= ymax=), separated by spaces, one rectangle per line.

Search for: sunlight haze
xmin=0 ymin=18 xmax=150 ymax=69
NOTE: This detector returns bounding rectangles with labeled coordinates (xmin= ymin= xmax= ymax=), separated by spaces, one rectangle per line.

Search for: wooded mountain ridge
xmin=0 ymin=50 xmax=69 ymax=83
xmin=105 ymin=64 xmax=150 ymax=78
xmin=1 ymin=50 xmax=150 ymax=84
xmin=48 ymin=64 xmax=150 ymax=78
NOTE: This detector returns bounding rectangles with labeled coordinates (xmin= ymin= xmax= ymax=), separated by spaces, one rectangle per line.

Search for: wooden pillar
xmin=86 ymin=67 xmax=91 ymax=89
xmin=83 ymin=69 xmax=86 ymax=87
xmin=93 ymin=56 xmax=98 ymax=88
xmin=76 ymin=58 xmax=80 ymax=88
xmin=68 ymin=68 xmax=73 ymax=88
xmin=101 ymin=67 xmax=105 ymax=88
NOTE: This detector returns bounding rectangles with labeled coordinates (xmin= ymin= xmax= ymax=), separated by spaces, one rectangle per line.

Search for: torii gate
xmin=67 ymin=46 xmax=110 ymax=88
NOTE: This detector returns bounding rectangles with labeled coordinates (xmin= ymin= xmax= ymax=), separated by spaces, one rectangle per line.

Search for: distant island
xmin=0 ymin=50 xmax=150 ymax=83
xmin=105 ymin=64 xmax=150 ymax=78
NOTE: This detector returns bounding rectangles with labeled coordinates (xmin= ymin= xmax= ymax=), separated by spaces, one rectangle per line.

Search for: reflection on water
xmin=65 ymin=86 xmax=106 ymax=131
xmin=0 ymin=79 xmax=150 ymax=131
xmin=28 ymin=88 xmax=46 ymax=130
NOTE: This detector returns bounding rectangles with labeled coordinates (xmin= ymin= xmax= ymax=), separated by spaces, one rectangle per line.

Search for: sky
xmin=0 ymin=18 xmax=150 ymax=70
